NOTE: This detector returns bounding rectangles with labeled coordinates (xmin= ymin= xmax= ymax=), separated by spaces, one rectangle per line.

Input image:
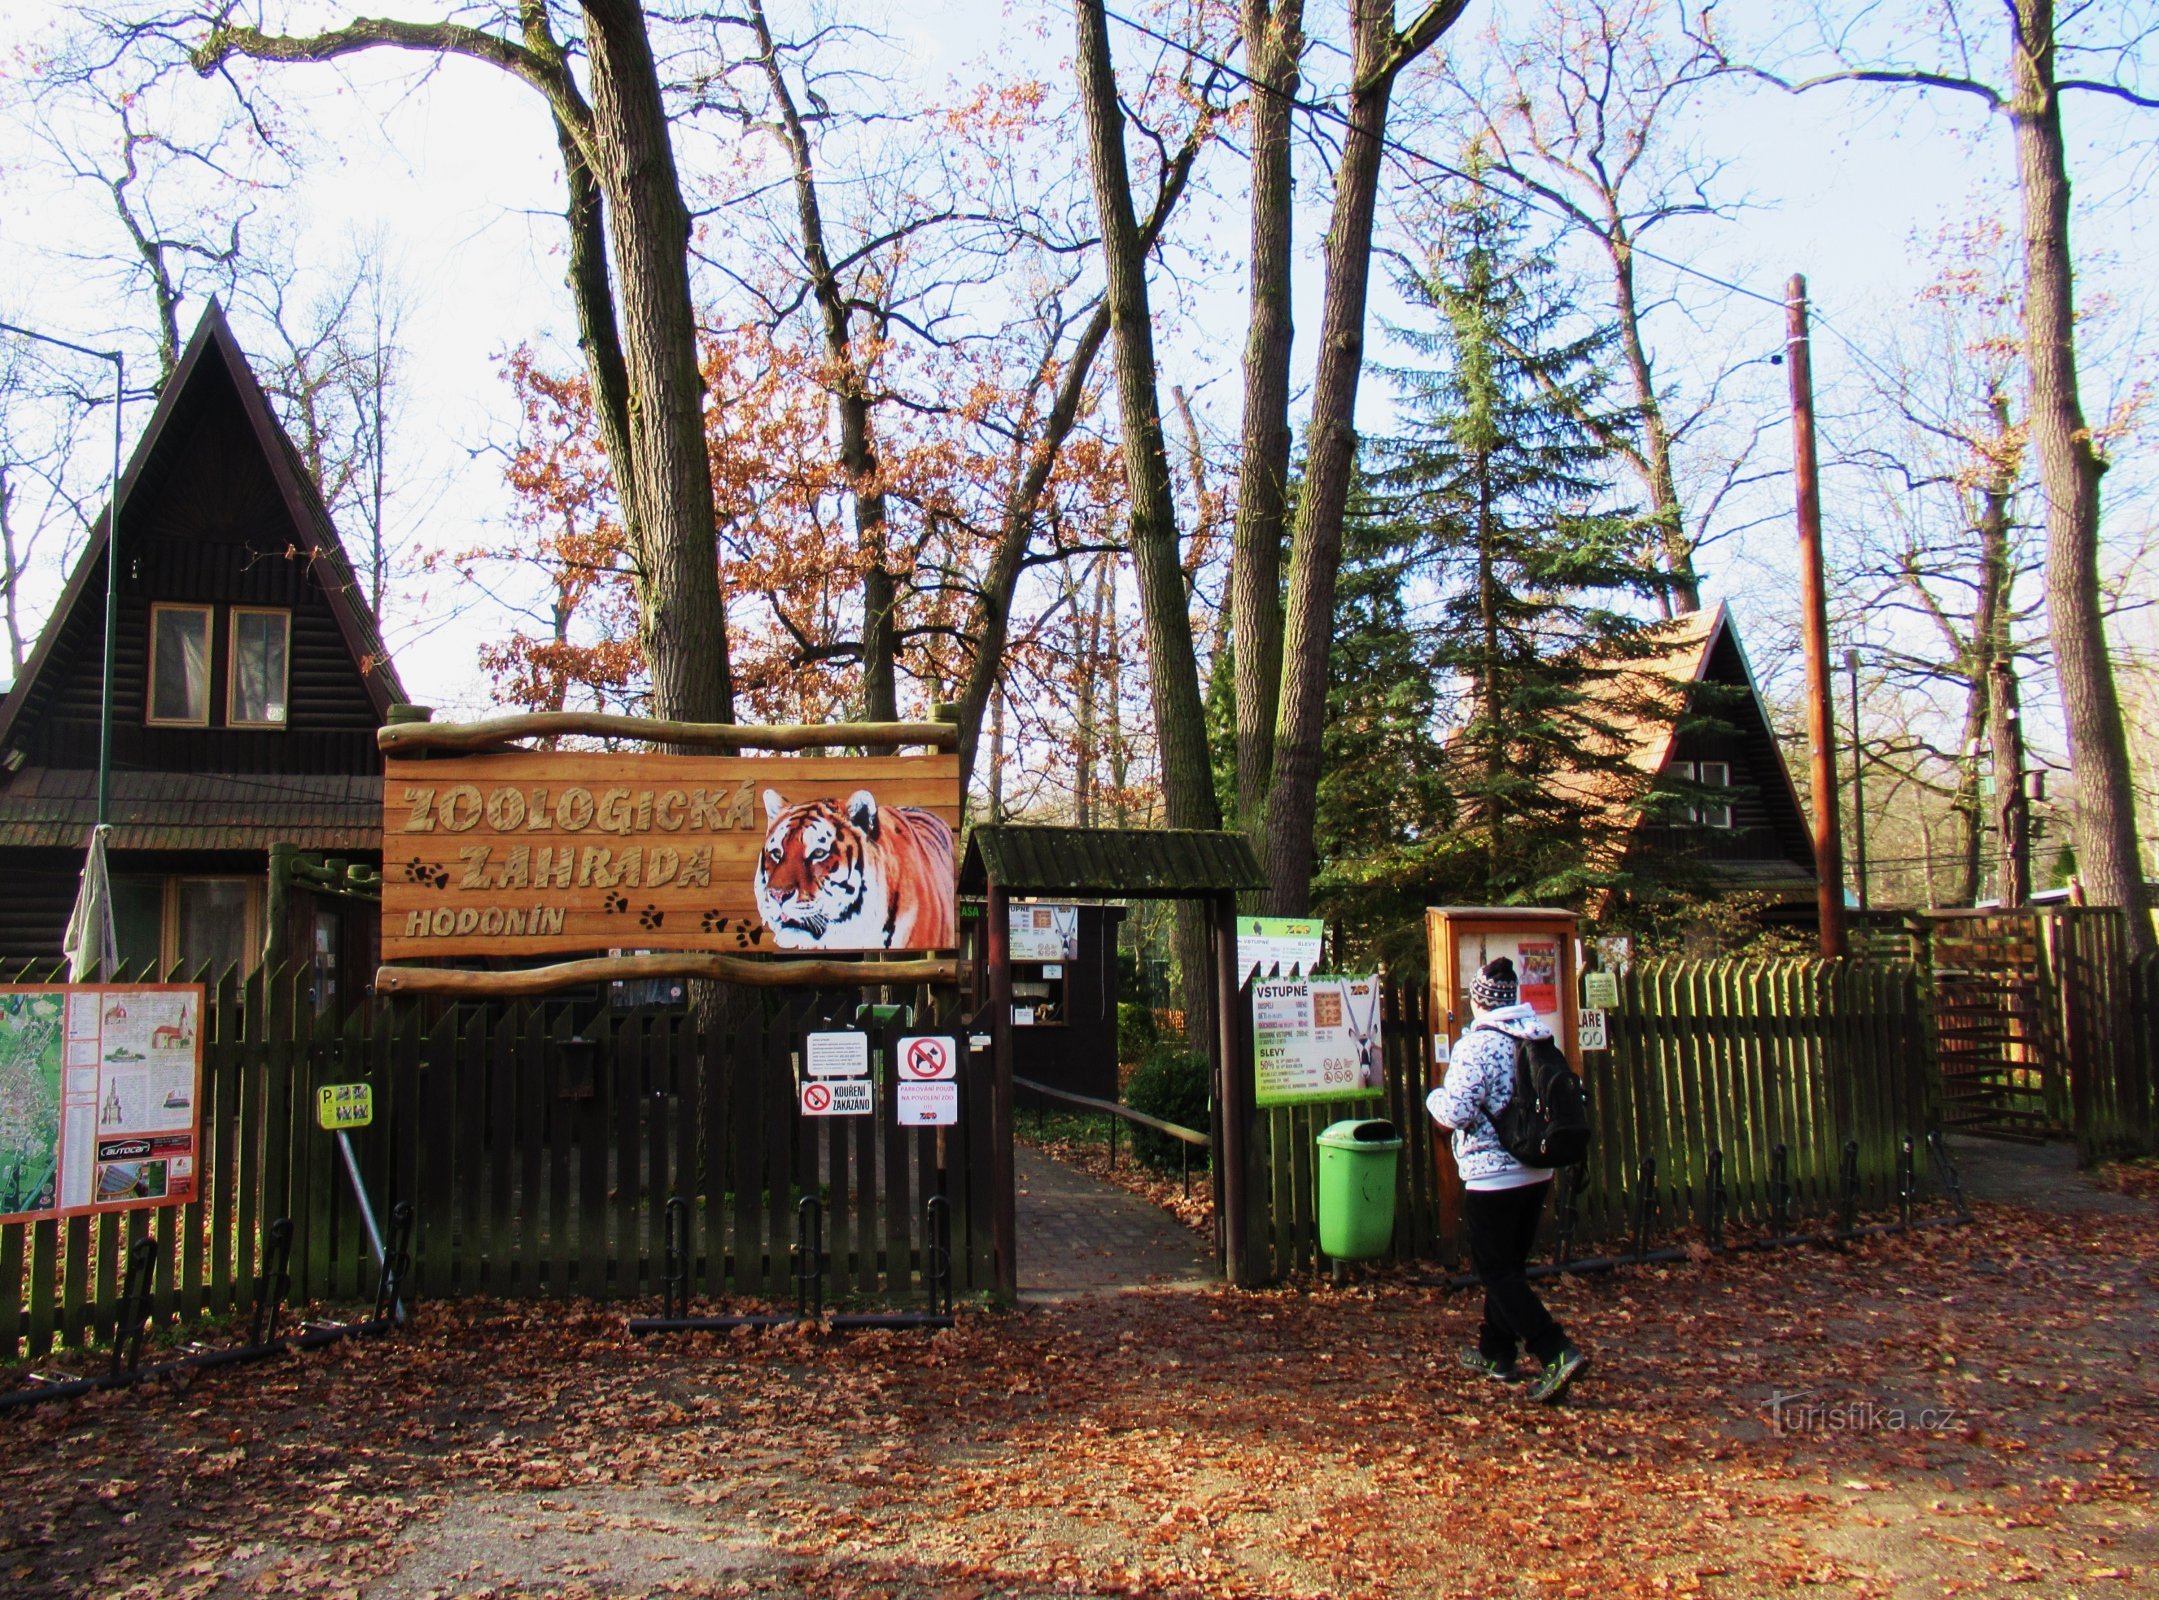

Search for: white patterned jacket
xmin=1425 ymin=1003 xmax=1553 ymax=1192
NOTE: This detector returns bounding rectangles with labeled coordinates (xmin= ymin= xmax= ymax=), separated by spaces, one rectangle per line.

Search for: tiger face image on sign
xmin=753 ymin=789 xmax=956 ymax=951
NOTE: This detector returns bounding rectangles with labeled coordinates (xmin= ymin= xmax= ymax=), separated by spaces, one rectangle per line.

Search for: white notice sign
xmin=805 ymin=1031 xmax=871 ymax=1078
xmin=800 ymin=1079 xmax=874 ymax=1117
xmin=1583 ymin=971 xmax=1620 ymax=1010
xmin=897 ymin=1035 xmax=958 ymax=1081
xmin=1578 ymin=1009 xmax=1608 ymax=1052
xmin=895 ymin=1081 xmax=959 ymax=1125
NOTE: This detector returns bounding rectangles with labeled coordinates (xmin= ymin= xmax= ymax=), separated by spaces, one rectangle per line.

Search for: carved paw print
xmin=734 ymin=924 xmax=765 ymax=949
xmin=637 ymin=905 xmax=664 ymax=930
xmin=701 ymin=910 xmax=727 ymax=933
xmin=603 ymin=891 xmax=629 ymax=915
xmin=402 ymin=858 xmax=449 ymax=889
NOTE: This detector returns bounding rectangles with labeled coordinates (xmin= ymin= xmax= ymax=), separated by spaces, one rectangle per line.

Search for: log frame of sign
xmin=379 ymin=712 xmax=957 ymax=755
xmin=375 ymin=951 xmax=962 ymax=999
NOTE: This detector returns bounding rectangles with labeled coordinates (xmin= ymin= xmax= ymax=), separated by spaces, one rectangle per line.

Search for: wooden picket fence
xmin=1 ymin=965 xmax=996 ymax=1362
xmin=2047 ymin=916 xmax=2156 ymax=1164
xmin=1247 ymin=959 xmax=1940 ymax=1278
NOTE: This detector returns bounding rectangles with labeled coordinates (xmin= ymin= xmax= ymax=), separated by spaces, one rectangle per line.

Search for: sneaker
xmin=1457 ymin=1348 xmax=1523 ymax=1383
xmin=1527 ymin=1345 xmax=1589 ymax=1405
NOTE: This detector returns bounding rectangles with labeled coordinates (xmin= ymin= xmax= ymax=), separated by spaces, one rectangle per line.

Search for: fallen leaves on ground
xmin=1 ymin=1196 xmax=2153 ymax=1599
xmin=1020 ymin=1129 xmax=1215 ymax=1238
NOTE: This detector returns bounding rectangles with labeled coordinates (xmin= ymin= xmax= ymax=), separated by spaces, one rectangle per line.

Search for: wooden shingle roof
xmin=0 ymin=769 xmax=381 ymax=852
xmin=960 ymin=825 xmax=1265 ymax=898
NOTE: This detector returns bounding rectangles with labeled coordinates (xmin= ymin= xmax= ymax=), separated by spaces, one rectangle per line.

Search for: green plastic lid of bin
xmin=1317 ymin=1118 xmax=1401 ymax=1150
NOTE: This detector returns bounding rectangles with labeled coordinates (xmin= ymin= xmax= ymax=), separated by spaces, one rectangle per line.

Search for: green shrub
xmin=1116 ymin=999 xmax=1158 ymax=1064
xmin=1123 ymin=1042 xmax=1212 ymax=1170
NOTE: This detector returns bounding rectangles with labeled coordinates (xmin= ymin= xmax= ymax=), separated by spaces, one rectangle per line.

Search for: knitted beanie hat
xmin=1470 ymin=957 xmax=1519 ymax=1013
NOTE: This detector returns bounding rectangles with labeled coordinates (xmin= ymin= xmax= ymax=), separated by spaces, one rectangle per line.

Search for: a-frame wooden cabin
xmin=0 ymin=303 xmax=405 ymax=1004
xmin=1602 ymin=602 xmax=1820 ymax=922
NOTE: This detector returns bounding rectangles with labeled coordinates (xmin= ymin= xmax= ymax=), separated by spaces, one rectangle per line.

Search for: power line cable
xmin=1096 ymin=3 xmax=1791 ymax=312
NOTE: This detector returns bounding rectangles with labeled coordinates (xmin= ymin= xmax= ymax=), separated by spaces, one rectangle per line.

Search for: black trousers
xmin=1462 ymin=1180 xmax=1567 ymax=1366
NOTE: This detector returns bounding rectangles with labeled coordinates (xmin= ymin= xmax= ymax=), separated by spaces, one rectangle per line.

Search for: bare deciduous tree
xmin=1260 ymin=0 xmax=1472 ymax=913
xmin=1715 ymin=0 xmax=2158 ymax=952
xmin=187 ymin=2 xmax=736 ymax=725
xmin=1445 ymin=0 xmax=1746 ymax=613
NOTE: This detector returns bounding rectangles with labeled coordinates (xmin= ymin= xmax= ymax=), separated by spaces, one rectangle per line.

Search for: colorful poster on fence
xmin=0 ymin=985 xmax=204 ymax=1224
xmin=1252 ymin=974 xmax=1385 ymax=1106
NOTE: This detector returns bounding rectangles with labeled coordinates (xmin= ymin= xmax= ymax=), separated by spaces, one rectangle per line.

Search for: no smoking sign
xmin=898 ymin=1035 xmax=958 ymax=1082
xmin=800 ymin=1079 xmax=873 ymax=1117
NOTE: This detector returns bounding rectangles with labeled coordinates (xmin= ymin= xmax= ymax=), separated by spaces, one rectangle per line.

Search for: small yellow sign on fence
xmin=317 ymin=1082 xmax=374 ymax=1130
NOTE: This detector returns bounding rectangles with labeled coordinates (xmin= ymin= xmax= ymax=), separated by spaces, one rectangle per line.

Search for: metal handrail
xmin=1012 ymin=1074 xmax=1211 ymax=1197
xmin=1011 ymin=1076 xmax=1209 ymax=1146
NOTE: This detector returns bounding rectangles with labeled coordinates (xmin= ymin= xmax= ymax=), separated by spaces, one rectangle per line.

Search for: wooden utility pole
xmin=1786 ymin=276 xmax=1848 ymax=958
xmin=1990 ymin=659 xmax=2033 ymax=909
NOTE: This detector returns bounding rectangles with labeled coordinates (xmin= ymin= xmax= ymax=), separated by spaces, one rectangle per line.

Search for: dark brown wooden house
xmin=1593 ymin=602 xmax=1819 ymax=919
xmin=0 ymin=303 xmax=405 ymax=1003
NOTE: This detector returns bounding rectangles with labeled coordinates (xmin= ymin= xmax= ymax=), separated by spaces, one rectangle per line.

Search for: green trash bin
xmin=1316 ymin=1118 xmax=1402 ymax=1262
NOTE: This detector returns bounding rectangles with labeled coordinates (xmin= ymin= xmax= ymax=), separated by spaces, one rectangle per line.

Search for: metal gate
xmin=1924 ymin=911 xmax=2062 ymax=1141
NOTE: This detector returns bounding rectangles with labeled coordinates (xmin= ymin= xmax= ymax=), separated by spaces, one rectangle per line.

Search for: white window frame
xmin=146 ymin=602 xmax=214 ymax=727
xmin=226 ymin=605 xmax=292 ymax=729
xmin=1697 ymin=761 xmax=1734 ymax=830
xmin=1667 ymin=760 xmax=1735 ymax=829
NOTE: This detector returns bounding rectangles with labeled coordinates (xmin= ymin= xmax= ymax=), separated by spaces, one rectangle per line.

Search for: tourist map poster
xmin=0 ymin=985 xmax=204 ymax=1225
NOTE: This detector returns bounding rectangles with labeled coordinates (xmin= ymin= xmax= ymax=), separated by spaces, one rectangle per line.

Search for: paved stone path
xmin=1946 ymin=1132 xmax=2148 ymax=1216
xmin=1014 ymin=1145 xmax=1214 ymax=1300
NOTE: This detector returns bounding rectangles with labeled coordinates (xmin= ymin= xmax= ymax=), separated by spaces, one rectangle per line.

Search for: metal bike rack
xmin=629 ymin=1191 xmax=957 ymax=1335
xmin=1427 ymin=1125 xmax=1975 ymax=1292
xmin=0 ymin=1207 xmax=416 ymax=1414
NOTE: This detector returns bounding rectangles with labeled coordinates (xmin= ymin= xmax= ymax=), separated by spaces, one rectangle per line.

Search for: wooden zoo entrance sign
xmin=381 ymin=747 xmax=962 ymax=963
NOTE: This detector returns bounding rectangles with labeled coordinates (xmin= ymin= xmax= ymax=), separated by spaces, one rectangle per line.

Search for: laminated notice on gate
xmin=805 ymin=1031 xmax=870 ymax=1078
xmin=800 ymin=1079 xmax=874 ymax=1116
xmin=896 ymin=1081 xmax=959 ymax=1126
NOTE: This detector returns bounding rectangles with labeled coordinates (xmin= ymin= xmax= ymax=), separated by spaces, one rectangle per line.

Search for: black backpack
xmin=1487 ymin=1029 xmax=1592 ymax=1169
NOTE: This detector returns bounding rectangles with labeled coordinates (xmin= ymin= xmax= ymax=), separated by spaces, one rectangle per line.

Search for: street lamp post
xmin=1846 ymin=647 xmax=1868 ymax=913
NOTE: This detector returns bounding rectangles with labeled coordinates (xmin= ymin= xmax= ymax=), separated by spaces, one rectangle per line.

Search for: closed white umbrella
xmin=64 ymin=823 xmax=120 ymax=982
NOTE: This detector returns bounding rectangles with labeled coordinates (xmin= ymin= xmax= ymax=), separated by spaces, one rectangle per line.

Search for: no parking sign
xmin=897 ymin=1035 xmax=958 ymax=1081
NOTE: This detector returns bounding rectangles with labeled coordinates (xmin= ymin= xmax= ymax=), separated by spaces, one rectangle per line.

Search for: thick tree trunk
xmin=950 ymin=121 xmax=1202 ymax=804
xmin=1072 ymin=0 xmax=1218 ymax=838
xmin=1073 ymin=0 xmax=1223 ymax=1044
xmin=747 ymin=0 xmax=895 ymax=722
xmin=2010 ymin=0 xmax=2153 ymax=954
xmin=1230 ymin=0 xmax=1304 ymax=834
xmin=1264 ymin=0 xmax=1468 ymax=913
xmin=580 ymin=2 xmax=732 ymax=724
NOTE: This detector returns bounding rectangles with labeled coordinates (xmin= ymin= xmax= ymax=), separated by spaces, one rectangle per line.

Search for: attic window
xmin=147 ymin=604 xmax=212 ymax=726
xmin=1670 ymin=761 xmax=1735 ymax=830
xmin=229 ymin=607 xmax=290 ymax=728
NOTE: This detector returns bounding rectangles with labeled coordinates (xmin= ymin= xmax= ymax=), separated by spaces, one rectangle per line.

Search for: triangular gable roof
xmin=1547 ymin=601 xmax=1814 ymax=878
xmin=0 ymin=301 xmax=405 ymax=753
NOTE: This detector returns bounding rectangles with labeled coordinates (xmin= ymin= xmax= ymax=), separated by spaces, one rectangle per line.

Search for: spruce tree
xmin=1311 ymin=474 xmax=1457 ymax=966
xmin=1374 ymin=171 xmax=1677 ymax=906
